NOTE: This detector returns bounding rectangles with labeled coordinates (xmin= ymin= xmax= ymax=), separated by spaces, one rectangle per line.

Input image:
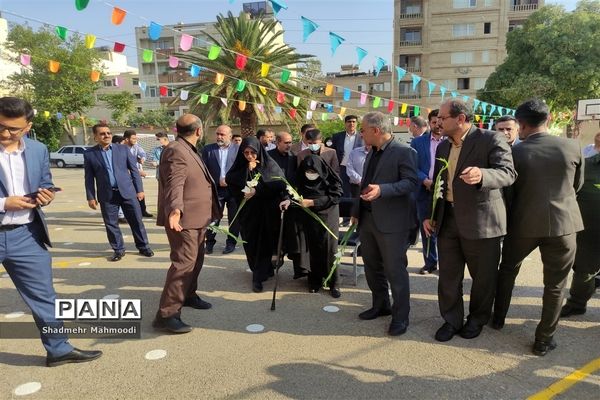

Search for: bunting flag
xmin=261 ymin=63 xmax=270 ymax=77
xmin=326 ymin=104 xmax=333 ymax=112
xmin=43 ymin=111 xmax=50 ymax=118
xmin=90 ymin=70 xmax=100 ymax=82
xmin=138 ymin=81 xmax=147 ymax=92
xmin=269 ymin=0 xmax=288 ymax=16
xmin=339 ymin=107 xmax=346 ymax=116
xmin=400 ymin=103 xmax=408 ymax=114
xmin=180 ymin=34 xmax=193 ymax=51
xmin=48 ymin=60 xmax=60 ymax=73
xmin=329 ymin=32 xmax=345 ymax=56
xmin=113 ymin=42 xmax=125 ymax=53
xmin=111 ymin=7 xmax=127 ymax=25
xmin=280 ymin=69 xmax=291 ymax=83
xmin=208 ymin=45 xmax=221 ymax=60
xmin=427 ymin=81 xmax=436 ymax=96
xmin=190 ymin=64 xmax=201 ymax=77
xmin=235 ymin=54 xmax=247 ymax=70
xmin=359 ymin=93 xmax=367 ymax=105
xmin=55 ymin=26 xmax=68 ymax=41
xmin=356 ymin=47 xmax=368 ymax=65
xmin=289 ymin=108 xmax=297 ymax=119
xmin=275 ymin=106 xmax=282 ymax=113
xmin=180 ymin=90 xmax=189 ymax=101
xmin=489 ymin=105 xmax=497 ymax=116
xmin=142 ymin=49 xmax=153 ymax=62
xmin=373 ymin=97 xmax=381 ymax=108
xmin=393 ymin=117 xmax=399 ymax=126
xmin=451 ymin=91 xmax=458 ymax=98
xmin=405 ymin=117 xmax=411 ymax=125
xmin=292 ymin=96 xmax=300 ymax=107
xmin=238 ymin=101 xmax=246 ymax=111
xmin=301 ymin=16 xmax=319 ymax=42
xmin=306 ymin=111 xmax=313 ymax=120
xmin=462 ymin=95 xmax=470 ymax=103
xmin=439 ymin=86 xmax=447 ymax=101
xmin=75 ymin=0 xmax=90 ymax=11
xmin=114 ymin=77 xmax=121 ymax=87
xmin=169 ymin=56 xmax=179 ymax=68
xmin=475 ymin=115 xmax=481 ymax=122
xmin=236 ymin=79 xmax=246 ymax=92
xmin=229 ymin=0 xmax=235 ymax=4
xmin=159 ymin=86 xmax=168 ymax=96
xmin=395 ymin=66 xmax=407 ymax=82
xmin=56 ymin=112 xmax=63 ymax=120
xmin=20 ymin=54 xmax=30 ymax=66
xmin=374 ymin=57 xmax=386 ymax=76
xmin=215 ymin=73 xmax=225 ymax=85
xmin=85 ymin=34 xmax=96 ymax=49
xmin=343 ymin=88 xmax=351 ymax=101
xmin=148 ymin=22 xmax=163 ymax=41
xmin=473 ymin=99 xmax=480 ymax=112
xmin=200 ymin=94 xmax=209 ymax=104
xmin=276 ymin=91 xmax=285 ymax=103
xmin=387 ymin=99 xmax=395 ymax=113
xmin=257 ymin=104 xmax=264 ymax=112
xmin=310 ymin=100 xmax=317 ymax=110
xmin=325 ymin=83 xmax=334 ymax=96
xmin=321 ymin=113 xmax=328 ymax=121
xmin=411 ymin=74 xmax=421 ymax=91
xmin=258 ymin=86 xmax=267 ymax=95
xmin=220 ymin=98 xmax=228 ymax=106
xmin=414 ymin=106 xmax=420 ymax=116
xmin=481 ymin=102 xmax=488 ymax=114
xmin=498 ymin=107 xmax=504 ymax=116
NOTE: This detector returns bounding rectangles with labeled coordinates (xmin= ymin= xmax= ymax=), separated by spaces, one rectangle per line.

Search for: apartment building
xmin=393 ymin=0 xmax=543 ymax=112
xmin=0 ymin=16 xmax=23 ymax=97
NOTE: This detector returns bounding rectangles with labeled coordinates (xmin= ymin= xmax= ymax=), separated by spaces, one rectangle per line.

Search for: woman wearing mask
xmin=296 ymin=154 xmax=343 ymax=297
xmin=226 ymin=136 xmax=287 ymax=293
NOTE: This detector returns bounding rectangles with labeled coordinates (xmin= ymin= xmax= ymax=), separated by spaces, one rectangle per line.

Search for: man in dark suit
xmin=423 ymin=99 xmax=516 ymax=343
xmin=493 ymin=99 xmax=583 ymax=356
xmin=0 ymin=97 xmax=101 ymax=366
xmin=84 ymin=123 xmax=154 ymax=261
xmin=352 ymin=111 xmax=418 ymax=337
xmin=153 ymin=114 xmax=221 ymax=333
xmin=297 ymin=129 xmax=340 ymax=174
xmin=201 ymin=124 xmax=239 ymax=254
xmin=410 ymin=109 xmax=444 ymax=274
xmin=290 ymin=123 xmax=315 ymax=156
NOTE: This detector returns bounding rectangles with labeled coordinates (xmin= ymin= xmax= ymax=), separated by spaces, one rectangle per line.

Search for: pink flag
xmin=20 ymin=54 xmax=31 ymax=66
xmin=309 ymin=100 xmax=317 ymax=110
xmin=359 ymin=93 xmax=367 ymax=105
xmin=168 ymin=56 xmax=179 ymax=68
xmin=180 ymin=34 xmax=193 ymax=51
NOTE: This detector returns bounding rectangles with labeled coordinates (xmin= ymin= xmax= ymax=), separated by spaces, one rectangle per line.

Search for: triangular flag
xmin=373 ymin=97 xmax=381 ymax=108
xmin=400 ymin=103 xmax=408 ymax=114
xmin=261 ymin=63 xmax=270 ymax=77
xmin=393 ymin=117 xmax=399 ymax=126
xmin=488 ymin=121 xmax=494 ymax=130
xmin=190 ymin=64 xmax=201 ymax=77
xmin=113 ymin=42 xmax=125 ymax=53
xmin=149 ymin=22 xmax=162 ymax=41
xmin=159 ymin=86 xmax=168 ymax=96
xmin=306 ymin=111 xmax=313 ymax=120
xmin=257 ymin=104 xmax=265 ymax=112
xmin=481 ymin=102 xmax=488 ymax=114
xmin=220 ymin=98 xmax=228 ymax=106
xmin=395 ymin=66 xmax=407 ymax=81
xmin=343 ymin=88 xmax=351 ymax=101
xmin=462 ymin=95 xmax=470 ymax=103
xmin=85 ymin=34 xmax=96 ymax=49
xmin=440 ymin=86 xmax=447 ymax=100
xmin=359 ymin=93 xmax=367 ymax=105
xmin=475 ymin=115 xmax=481 ymax=122
xmin=235 ymin=54 xmax=247 ymax=70
xmin=269 ymin=0 xmax=288 ymax=16
xmin=169 ymin=56 xmax=179 ymax=68
xmin=301 ymin=16 xmax=319 ymax=42
xmin=473 ymin=99 xmax=481 ymax=111
xmin=498 ymin=107 xmax=504 ymax=116
xmin=387 ymin=100 xmax=395 ymax=113
xmin=489 ymin=105 xmax=497 ymax=116
xmin=208 ymin=45 xmax=221 ymax=60
xmin=228 ymin=0 xmax=235 ymax=4
xmin=374 ymin=57 xmax=386 ymax=76
xmin=310 ymin=100 xmax=317 ymax=110
xmin=111 ymin=7 xmax=127 ymax=25
xmin=329 ymin=32 xmax=345 ymax=56
xmin=280 ymin=69 xmax=291 ymax=83
xmin=289 ymin=108 xmax=297 ymax=119
xmin=451 ymin=91 xmax=458 ymax=98
xmin=428 ymin=81 xmax=436 ymax=96
xmin=20 ymin=54 xmax=30 ymax=66
xmin=200 ymin=94 xmax=209 ymax=104
xmin=48 ymin=60 xmax=60 ymax=73
xmin=406 ymin=118 xmax=411 ymax=125
xmin=138 ymin=81 xmax=147 ymax=92
xmin=325 ymin=83 xmax=334 ymax=96
xmin=180 ymin=34 xmax=193 ymax=51
xmin=258 ymin=86 xmax=267 ymax=95
xmin=356 ymin=47 xmax=368 ymax=65
xmin=90 ymin=70 xmax=100 ymax=82
xmin=236 ymin=79 xmax=246 ymax=92
xmin=414 ymin=106 xmax=420 ymax=116
xmin=238 ymin=101 xmax=247 ymax=111
xmin=276 ymin=91 xmax=285 ymax=104
xmin=75 ymin=0 xmax=90 ymax=11
xmin=180 ymin=90 xmax=189 ymax=101
xmin=215 ymin=73 xmax=225 ymax=85
xmin=292 ymin=96 xmax=300 ymax=107
xmin=411 ymin=74 xmax=421 ymax=91
xmin=55 ymin=26 xmax=68 ymax=41
xmin=142 ymin=49 xmax=153 ymax=63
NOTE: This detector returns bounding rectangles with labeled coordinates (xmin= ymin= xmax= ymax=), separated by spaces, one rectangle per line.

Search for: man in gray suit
xmin=493 ymin=98 xmax=584 ymax=356
xmin=352 ymin=111 xmax=418 ymax=336
xmin=423 ymin=99 xmax=516 ymax=343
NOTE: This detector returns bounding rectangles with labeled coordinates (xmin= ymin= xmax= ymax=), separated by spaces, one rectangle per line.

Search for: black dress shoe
xmin=222 ymin=244 xmax=236 ymax=254
xmin=388 ymin=320 xmax=409 ymax=336
xmin=560 ymin=304 xmax=586 ymax=318
xmin=139 ymin=248 xmax=154 ymax=257
xmin=532 ymin=338 xmax=557 ymax=356
xmin=183 ymin=295 xmax=212 ymax=310
xmin=252 ymin=281 xmax=263 ymax=293
xmin=293 ymin=271 xmax=309 ymax=279
xmin=435 ymin=322 xmax=460 ymax=342
xmin=205 ymin=244 xmax=214 ymax=254
xmin=152 ymin=316 xmax=192 ymax=334
xmin=142 ymin=212 xmax=154 ymax=218
xmin=109 ymin=251 xmax=125 ymax=262
xmin=118 ymin=218 xmax=127 ymax=224
xmin=330 ymin=287 xmax=341 ymax=298
xmin=418 ymin=265 xmax=438 ymax=275
xmin=46 ymin=348 xmax=103 ymax=367
xmin=459 ymin=319 xmax=483 ymax=339
xmin=358 ymin=307 xmax=392 ymax=320
xmin=491 ymin=317 xmax=505 ymax=330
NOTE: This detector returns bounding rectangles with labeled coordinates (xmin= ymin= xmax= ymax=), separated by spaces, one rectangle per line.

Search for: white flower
xmin=435 ymin=180 xmax=444 ymax=199
xmin=287 ymin=185 xmax=301 ymax=201
xmin=241 ymin=186 xmax=252 ymax=194
xmin=247 ymin=179 xmax=259 ymax=188
xmin=334 ymin=251 xmax=342 ymax=259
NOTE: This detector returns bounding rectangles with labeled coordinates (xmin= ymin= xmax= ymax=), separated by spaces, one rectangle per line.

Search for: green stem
xmin=323 ymin=223 xmax=357 ymax=288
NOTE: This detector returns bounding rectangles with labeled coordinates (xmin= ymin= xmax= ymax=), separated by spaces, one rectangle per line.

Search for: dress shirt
xmin=0 ymin=139 xmax=34 ymax=225
xmin=428 ymin=135 xmax=443 ymax=179
xmin=100 ymin=145 xmax=118 ymax=189
xmin=360 ymin=137 xmax=394 ymax=211
xmin=446 ymin=130 xmax=470 ymax=203
xmin=218 ymin=145 xmax=230 ymax=180
xmin=341 ymin=132 xmax=357 ymax=166
xmin=346 ymin=146 xmax=369 ymax=185
xmin=128 ymin=144 xmax=146 ymax=170
xmin=583 ymin=144 xmax=599 ymax=158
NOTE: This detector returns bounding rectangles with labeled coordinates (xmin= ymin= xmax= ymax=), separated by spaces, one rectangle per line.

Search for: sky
xmin=0 ymin=0 xmax=579 ymax=74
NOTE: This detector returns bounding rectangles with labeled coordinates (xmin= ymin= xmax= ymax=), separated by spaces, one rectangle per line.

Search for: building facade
xmin=0 ymin=17 xmax=24 ymax=97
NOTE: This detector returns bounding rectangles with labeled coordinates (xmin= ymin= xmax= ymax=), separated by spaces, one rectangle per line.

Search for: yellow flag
xmin=261 ymin=63 xmax=270 ymax=77
xmin=258 ymin=86 xmax=267 ymax=95
xmin=90 ymin=70 xmax=101 ymax=82
xmin=325 ymin=83 xmax=333 ymax=96
xmin=214 ymin=73 xmax=224 ymax=85
xmin=339 ymin=107 xmax=346 ymax=116
xmin=400 ymin=103 xmax=408 ymax=114
xmin=48 ymin=60 xmax=60 ymax=73
xmin=475 ymin=115 xmax=481 ymax=122
xmin=238 ymin=100 xmax=246 ymax=111
xmin=85 ymin=34 xmax=96 ymax=49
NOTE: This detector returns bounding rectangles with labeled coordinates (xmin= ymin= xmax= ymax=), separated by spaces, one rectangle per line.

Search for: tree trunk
xmin=239 ymin=109 xmax=257 ymax=138
xmin=63 ymin=119 xmax=76 ymax=145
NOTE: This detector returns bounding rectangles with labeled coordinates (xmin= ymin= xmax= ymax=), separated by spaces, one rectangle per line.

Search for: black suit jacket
xmin=201 ymin=143 xmax=238 ymax=195
xmin=330 ymin=131 xmax=363 ymax=166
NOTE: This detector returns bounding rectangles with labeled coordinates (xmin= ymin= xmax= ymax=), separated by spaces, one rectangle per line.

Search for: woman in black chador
xmin=226 ymin=136 xmax=286 ymax=293
xmin=296 ymin=154 xmax=343 ymax=298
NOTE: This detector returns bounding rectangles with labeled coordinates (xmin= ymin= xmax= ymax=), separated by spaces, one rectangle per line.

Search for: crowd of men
xmin=1 ymin=95 xmax=598 ymax=367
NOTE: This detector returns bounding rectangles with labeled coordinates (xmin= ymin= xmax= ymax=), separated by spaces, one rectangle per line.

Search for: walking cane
xmin=271 ymin=209 xmax=286 ymax=311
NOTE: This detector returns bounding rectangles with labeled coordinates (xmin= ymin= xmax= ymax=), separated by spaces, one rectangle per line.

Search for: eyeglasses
xmin=98 ymin=131 xmax=112 ymax=136
xmin=0 ymin=123 xmax=28 ymax=134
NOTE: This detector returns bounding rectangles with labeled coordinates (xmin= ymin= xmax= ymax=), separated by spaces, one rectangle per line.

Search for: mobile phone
xmin=24 ymin=187 xmax=63 ymax=198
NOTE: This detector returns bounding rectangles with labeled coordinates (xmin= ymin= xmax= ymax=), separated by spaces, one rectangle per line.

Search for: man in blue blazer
xmin=410 ymin=109 xmax=444 ymax=274
xmin=84 ymin=123 xmax=153 ymax=261
xmin=0 ymin=97 xmax=101 ymax=366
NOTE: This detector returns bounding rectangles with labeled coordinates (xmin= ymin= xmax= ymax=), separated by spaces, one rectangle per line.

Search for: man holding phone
xmin=0 ymin=97 xmax=102 ymax=366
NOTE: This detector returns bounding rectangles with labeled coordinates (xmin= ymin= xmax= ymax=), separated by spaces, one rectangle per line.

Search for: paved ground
xmin=1 ymin=168 xmax=599 ymax=399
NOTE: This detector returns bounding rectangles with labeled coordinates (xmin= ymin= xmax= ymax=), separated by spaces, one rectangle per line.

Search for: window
xmin=103 ymin=80 xmax=114 ymax=87
xmin=147 ymin=86 xmax=157 ymax=97
xmin=484 ymin=0 xmax=493 ymax=6
xmin=453 ymin=0 xmax=476 ymax=8
xmin=335 ymin=86 xmax=344 ymax=94
xmin=399 ymin=55 xmax=421 ymax=71
xmin=62 ymin=147 xmax=74 ymax=154
xmin=481 ymin=50 xmax=490 ymax=63
xmin=137 ymin=107 xmax=143 ymax=113
xmin=401 ymin=28 xmax=422 ymax=43
xmin=399 ymin=82 xmax=411 ymax=95
xmin=451 ymin=52 xmax=474 ymax=64
xmin=457 ymin=78 xmax=470 ymax=90
xmin=151 ymin=39 xmax=174 ymax=50
xmin=484 ymin=22 xmax=491 ymax=34
xmin=357 ymin=84 xmax=364 ymax=92
xmin=442 ymin=79 xmax=457 ymax=90
xmin=474 ymin=78 xmax=486 ymax=90
xmin=132 ymin=78 xmax=139 ymax=86
xmin=75 ymin=147 xmax=85 ymax=154
xmin=453 ymin=24 xmax=475 ymax=37
xmin=134 ymin=93 xmax=141 ymax=99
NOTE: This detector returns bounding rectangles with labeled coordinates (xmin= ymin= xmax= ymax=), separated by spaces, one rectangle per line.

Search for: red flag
xmin=235 ymin=54 xmax=248 ymax=70
xmin=276 ymin=91 xmax=285 ymax=104
xmin=289 ymin=108 xmax=297 ymax=119
xmin=113 ymin=42 xmax=125 ymax=53
xmin=387 ymin=100 xmax=395 ymax=113
xmin=159 ymin=86 xmax=168 ymax=96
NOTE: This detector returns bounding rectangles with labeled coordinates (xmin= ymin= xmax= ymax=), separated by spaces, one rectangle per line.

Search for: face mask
xmin=305 ymin=172 xmax=319 ymax=181
xmin=308 ymin=143 xmax=320 ymax=152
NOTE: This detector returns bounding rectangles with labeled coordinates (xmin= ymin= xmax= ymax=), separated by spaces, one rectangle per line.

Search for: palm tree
xmin=176 ymin=12 xmax=314 ymax=137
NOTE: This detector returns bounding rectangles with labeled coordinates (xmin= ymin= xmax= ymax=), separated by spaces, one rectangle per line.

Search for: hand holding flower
xmin=243 ymin=187 xmax=256 ymax=199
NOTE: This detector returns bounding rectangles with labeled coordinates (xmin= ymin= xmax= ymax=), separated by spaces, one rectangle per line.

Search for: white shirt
xmin=341 ymin=131 xmax=357 ymax=166
xmin=218 ymin=145 xmax=230 ymax=180
xmin=0 ymin=140 xmax=34 ymax=225
xmin=583 ymin=144 xmax=599 ymax=158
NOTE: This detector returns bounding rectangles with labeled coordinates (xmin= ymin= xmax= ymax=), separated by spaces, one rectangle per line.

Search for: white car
xmin=50 ymin=145 xmax=92 ymax=168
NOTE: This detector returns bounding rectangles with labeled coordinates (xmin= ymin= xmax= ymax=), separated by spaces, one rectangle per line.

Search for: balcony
xmin=510 ymin=3 xmax=538 ymax=12
xmin=158 ymin=72 xmax=190 ymax=84
xmin=399 ymin=66 xmax=421 ymax=73
xmin=398 ymin=12 xmax=422 ymax=19
xmin=397 ymin=93 xmax=422 ymax=100
xmin=398 ymin=40 xmax=422 ymax=47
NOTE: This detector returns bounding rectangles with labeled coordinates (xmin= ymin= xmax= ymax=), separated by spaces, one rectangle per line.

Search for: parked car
xmin=50 ymin=145 xmax=92 ymax=168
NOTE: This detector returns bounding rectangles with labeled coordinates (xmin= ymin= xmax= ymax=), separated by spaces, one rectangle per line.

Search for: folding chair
xmin=338 ymin=197 xmax=363 ymax=285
